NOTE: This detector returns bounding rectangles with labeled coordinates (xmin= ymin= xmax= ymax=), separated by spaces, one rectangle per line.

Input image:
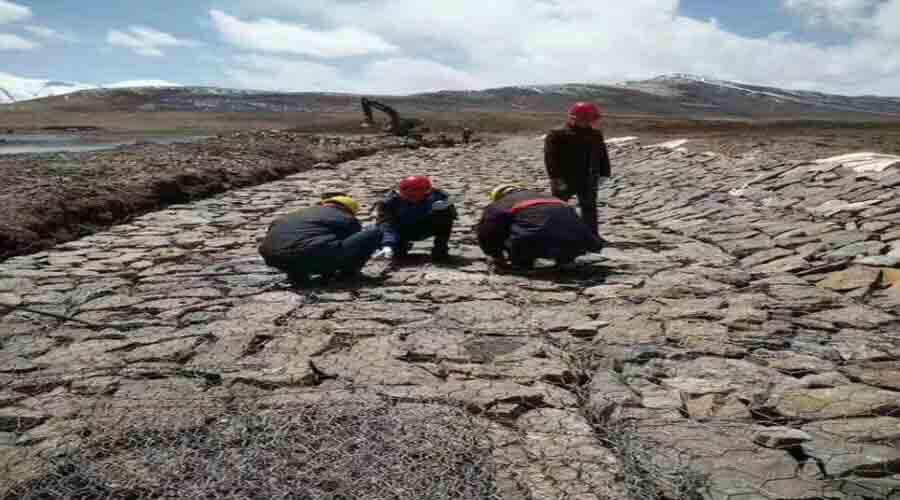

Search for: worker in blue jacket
xmin=372 ymin=175 xmax=456 ymax=262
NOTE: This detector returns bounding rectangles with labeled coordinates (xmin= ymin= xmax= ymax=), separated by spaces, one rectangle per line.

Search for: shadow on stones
xmin=383 ymin=252 xmax=482 ymax=270
xmin=494 ymin=262 xmax=613 ymax=286
xmin=281 ymin=274 xmax=391 ymax=292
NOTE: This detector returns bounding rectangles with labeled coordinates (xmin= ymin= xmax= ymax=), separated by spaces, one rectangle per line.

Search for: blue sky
xmin=2 ymin=0 xmax=899 ymax=95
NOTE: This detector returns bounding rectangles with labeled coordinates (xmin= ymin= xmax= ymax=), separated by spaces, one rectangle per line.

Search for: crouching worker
xmin=476 ymin=184 xmax=601 ymax=271
xmin=258 ymin=196 xmax=382 ymax=284
xmin=372 ymin=175 xmax=456 ymax=262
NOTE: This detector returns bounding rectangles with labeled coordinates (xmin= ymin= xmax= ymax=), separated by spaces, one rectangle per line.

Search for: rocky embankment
xmin=1 ymin=135 xmax=899 ymax=499
xmin=0 ymin=131 xmax=454 ymax=260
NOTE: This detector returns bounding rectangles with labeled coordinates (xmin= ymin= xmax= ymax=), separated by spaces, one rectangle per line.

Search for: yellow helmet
xmin=490 ymin=184 xmax=522 ymax=202
xmin=322 ymin=196 xmax=360 ymax=215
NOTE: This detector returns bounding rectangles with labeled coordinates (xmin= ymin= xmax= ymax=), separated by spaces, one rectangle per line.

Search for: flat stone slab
xmin=817 ymin=266 xmax=881 ymax=291
xmin=772 ymin=384 xmax=900 ymax=420
xmin=814 ymin=152 xmax=900 ymax=174
xmin=841 ymin=361 xmax=900 ymax=391
xmin=4 ymin=135 xmax=900 ymax=499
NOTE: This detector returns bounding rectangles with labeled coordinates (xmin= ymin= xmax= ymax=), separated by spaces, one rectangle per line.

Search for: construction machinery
xmin=360 ymin=97 xmax=427 ymax=138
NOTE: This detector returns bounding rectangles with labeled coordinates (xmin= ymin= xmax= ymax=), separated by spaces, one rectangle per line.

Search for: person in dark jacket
xmin=372 ymin=175 xmax=456 ymax=262
xmin=258 ymin=196 xmax=382 ymax=283
xmin=476 ymin=184 xmax=601 ymax=271
xmin=544 ymin=101 xmax=612 ymax=236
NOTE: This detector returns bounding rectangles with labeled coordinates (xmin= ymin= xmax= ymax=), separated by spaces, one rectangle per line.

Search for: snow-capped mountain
xmin=0 ymin=72 xmax=180 ymax=104
xmin=3 ymin=71 xmax=899 ymax=120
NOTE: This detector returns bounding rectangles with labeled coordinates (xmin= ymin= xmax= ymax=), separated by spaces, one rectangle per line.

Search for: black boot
xmin=286 ymin=271 xmax=310 ymax=286
xmin=431 ymin=244 xmax=451 ymax=262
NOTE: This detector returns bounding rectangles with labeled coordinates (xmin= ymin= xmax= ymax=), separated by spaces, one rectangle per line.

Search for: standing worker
xmin=258 ymin=196 xmax=382 ymax=284
xmin=543 ymin=102 xmax=611 ymax=236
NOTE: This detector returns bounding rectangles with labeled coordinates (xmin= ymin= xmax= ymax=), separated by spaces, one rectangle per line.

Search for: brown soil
xmin=0 ymin=130 xmax=458 ymax=261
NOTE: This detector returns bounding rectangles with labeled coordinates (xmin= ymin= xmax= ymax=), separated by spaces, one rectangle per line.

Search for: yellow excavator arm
xmin=360 ymin=97 xmax=424 ymax=137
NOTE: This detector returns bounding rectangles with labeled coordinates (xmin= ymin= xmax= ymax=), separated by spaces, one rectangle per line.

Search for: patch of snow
xmin=104 ymin=80 xmax=181 ymax=89
xmin=646 ymin=139 xmax=689 ymax=149
xmin=0 ymin=72 xmax=180 ymax=103
xmin=606 ymin=136 xmax=638 ymax=145
xmin=814 ymin=152 xmax=900 ymax=173
xmin=0 ymin=72 xmax=95 ymax=103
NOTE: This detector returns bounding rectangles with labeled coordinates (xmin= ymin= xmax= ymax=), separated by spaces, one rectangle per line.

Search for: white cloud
xmin=107 ymin=26 xmax=199 ymax=57
xmin=359 ymin=58 xmax=487 ymax=94
xmin=873 ymin=0 xmax=900 ymax=40
xmin=784 ymin=0 xmax=900 ymax=41
xmin=220 ymin=0 xmax=900 ymax=96
xmin=0 ymin=32 xmax=36 ymax=50
xmin=225 ymin=54 xmax=486 ymax=94
xmin=0 ymin=0 xmax=29 ymax=24
xmin=225 ymin=54 xmax=348 ymax=92
xmin=209 ymin=9 xmax=397 ymax=58
xmin=783 ymin=0 xmax=878 ymax=29
xmin=24 ymin=25 xmax=77 ymax=42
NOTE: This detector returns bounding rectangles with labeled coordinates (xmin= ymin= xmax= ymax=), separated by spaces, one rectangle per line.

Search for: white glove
xmin=373 ymin=246 xmax=394 ymax=260
xmin=431 ymin=199 xmax=451 ymax=211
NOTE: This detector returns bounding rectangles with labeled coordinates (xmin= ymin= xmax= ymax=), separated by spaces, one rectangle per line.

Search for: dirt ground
xmin=2 ymin=112 xmax=900 ymax=261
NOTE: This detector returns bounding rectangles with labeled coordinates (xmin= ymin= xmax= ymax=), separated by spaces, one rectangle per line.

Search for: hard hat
xmin=490 ymin=184 xmax=522 ymax=202
xmin=322 ymin=196 xmax=360 ymax=215
xmin=398 ymin=175 xmax=433 ymax=202
xmin=568 ymin=102 xmax=602 ymax=122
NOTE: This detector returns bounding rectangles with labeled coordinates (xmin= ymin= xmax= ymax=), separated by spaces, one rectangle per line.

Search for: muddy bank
xmin=0 ymin=131 xmax=456 ymax=260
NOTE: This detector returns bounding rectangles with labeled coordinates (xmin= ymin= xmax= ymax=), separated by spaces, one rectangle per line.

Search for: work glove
xmin=373 ymin=246 xmax=394 ymax=260
xmin=431 ymin=199 xmax=451 ymax=211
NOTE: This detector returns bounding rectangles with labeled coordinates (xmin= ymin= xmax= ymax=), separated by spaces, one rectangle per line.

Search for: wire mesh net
xmin=2 ymin=134 xmax=899 ymax=499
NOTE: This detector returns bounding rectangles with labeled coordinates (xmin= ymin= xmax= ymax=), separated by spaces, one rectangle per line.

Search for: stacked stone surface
xmin=1 ymin=135 xmax=898 ymax=499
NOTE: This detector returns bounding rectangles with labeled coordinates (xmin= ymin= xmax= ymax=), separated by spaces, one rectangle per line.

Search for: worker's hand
xmin=373 ymin=246 xmax=394 ymax=260
xmin=431 ymin=199 xmax=451 ymax=211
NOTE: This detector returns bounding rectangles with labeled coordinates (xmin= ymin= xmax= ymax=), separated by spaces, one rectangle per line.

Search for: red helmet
xmin=398 ymin=175 xmax=433 ymax=202
xmin=568 ymin=102 xmax=602 ymax=122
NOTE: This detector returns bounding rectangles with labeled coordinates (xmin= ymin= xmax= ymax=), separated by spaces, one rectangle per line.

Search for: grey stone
xmin=720 ymin=236 xmax=776 ymax=257
xmin=804 ymin=417 xmax=900 ymax=444
xmin=0 ymin=278 xmax=35 ymax=293
xmin=772 ymin=384 xmax=900 ymax=419
xmin=655 ymin=297 xmax=726 ymax=320
xmin=802 ymin=437 xmax=900 ymax=478
xmin=740 ymin=248 xmax=794 ymax=267
xmin=583 ymin=284 xmax=633 ymax=300
xmin=841 ymin=361 xmax=900 ymax=391
xmin=855 ymin=254 xmax=900 ymax=267
xmin=0 ymin=293 xmax=21 ymax=308
xmin=805 ymin=305 xmax=896 ymax=329
xmin=817 ymin=266 xmax=881 ymax=291
xmin=797 ymin=372 xmax=851 ymax=389
xmin=753 ymin=255 xmax=810 ymax=274
xmin=823 ymin=240 xmax=887 ymax=260
xmin=751 ymin=349 xmax=836 ymax=375
xmin=438 ymin=301 xmax=520 ymax=325
xmin=752 ymin=426 xmax=812 ymax=449
xmin=594 ymin=318 xmax=664 ymax=345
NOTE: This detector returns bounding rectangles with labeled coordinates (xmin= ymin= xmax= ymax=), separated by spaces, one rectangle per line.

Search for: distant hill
xmin=3 ymin=73 xmax=900 ymax=121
